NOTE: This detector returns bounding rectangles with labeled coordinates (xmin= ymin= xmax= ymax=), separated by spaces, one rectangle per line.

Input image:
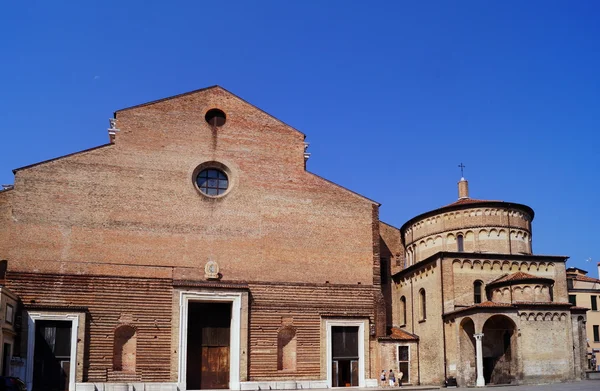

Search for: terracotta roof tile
xmin=442 ymin=198 xmax=501 ymax=208
xmin=571 ymin=306 xmax=590 ymax=311
xmin=572 ymin=274 xmax=600 ymax=284
xmin=489 ymin=272 xmax=550 ymax=285
xmin=476 ymin=300 xmax=513 ymax=307
xmin=444 ymin=300 xmax=579 ymax=317
xmin=386 ymin=327 xmax=419 ymax=341
xmin=513 ymin=301 xmax=572 ymax=306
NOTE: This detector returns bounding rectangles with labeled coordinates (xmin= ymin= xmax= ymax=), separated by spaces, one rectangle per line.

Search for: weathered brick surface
xmin=0 ymin=87 xmax=383 ymax=385
xmin=377 ymin=341 xmax=418 ymax=385
xmin=3 ymin=87 xmax=377 ymax=286
xmin=246 ymin=282 xmax=375 ymax=380
xmin=394 ymin=261 xmax=445 ymax=384
xmin=0 ymin=190 xmax=13 ymax=258
xmin=403 ymin=205 xmax=533 ymax=265
xmin=6 ymin=272 xmax=173 ymax=382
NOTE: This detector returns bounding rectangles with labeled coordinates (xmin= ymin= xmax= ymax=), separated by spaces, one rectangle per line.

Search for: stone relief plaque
xmin=205 ymin=260 xmax=220 ymax=280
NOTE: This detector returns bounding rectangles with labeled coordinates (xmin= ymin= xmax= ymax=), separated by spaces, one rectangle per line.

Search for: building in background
xmin=567 ymin=265 xmax=600 ymax=370
xmin=384 ymin=178 xmax=588 ymax=386
xmin=0 ymin=86 xmax=589 ymax=390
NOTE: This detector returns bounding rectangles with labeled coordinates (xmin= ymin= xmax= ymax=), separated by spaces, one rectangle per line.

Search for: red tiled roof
xmin=489 ymin=272 xmax=551 ymax=285
xmin=571 ymin=306 xmax=590 ymax=311
xmin=400 ymin=197 xmax=535 ymax=234
xmin=512 ymin=301 xmax=572 ymax=307
xmin=383 ymin=327 xmax=419 ymax=341
xmin=475 ymin=300 xmax=513 ymax=307
xmin=572 ymin=274 xmax=600 ymax=284
xmin=444 ymin=300 xmax=578 ymax=317
xmin=442 ymin=198 xmax=501 ymax=208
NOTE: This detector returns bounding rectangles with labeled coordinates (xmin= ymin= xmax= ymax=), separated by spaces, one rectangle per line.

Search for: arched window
xmin=277 ymin=326 xmax=297 ymax=371
xmin=474 ymin=280 xmax=483 ymax=304
xmin=419 ymin=289 xmax=426 ymax=321
xmin=457 ymin=234 xmax=464 ymax=252
xmin=113 ymin=325 xmax=136 ymax=372
xmin=400 ymin=296 xmax=407 ymax=325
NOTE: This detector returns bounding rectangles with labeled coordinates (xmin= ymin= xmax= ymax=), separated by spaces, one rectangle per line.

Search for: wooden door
xmin=187 ymin=302 xmax=231 ymax=389
xmin=201 ymin=345 xmax=230 ymax=389
xmin=200 ymin=324 xmax=230 ymax=389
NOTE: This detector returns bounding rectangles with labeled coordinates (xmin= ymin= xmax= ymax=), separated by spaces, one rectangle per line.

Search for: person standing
xmin=380 ymin=370 xmax=387 ymax=387
xmin=398 ymin=370 xmax=403 ymax=387
xmin=388 ymin=369 xmax=395 ymax=387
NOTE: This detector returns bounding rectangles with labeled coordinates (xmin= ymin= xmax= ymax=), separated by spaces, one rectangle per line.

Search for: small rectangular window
xmin=567 ymin=279 xmax=574 ymax=290
xmin=594 ymin=325 xmax=600 ymax=342
xmin=568 ymin=295 xmax=577 ymax=306
xmin=420 ymin=289 xmax=426 ymax=321
xmin=592 ymin=296 xmax=598 ymax=311
xmin=397 ymin=346 xmax=409 ymax=385
xmin=5 ymin=304 xmax=13 ymax=325
xmin=457 ymin=235 xmax=464 ymax=252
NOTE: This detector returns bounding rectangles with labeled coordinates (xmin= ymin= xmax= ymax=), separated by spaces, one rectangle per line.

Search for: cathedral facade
xmin=0 ymin=86 xmax=588 ymax=390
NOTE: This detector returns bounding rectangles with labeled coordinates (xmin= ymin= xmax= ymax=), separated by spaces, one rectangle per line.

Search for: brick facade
xmin=0 ymin=86 xmax=587 ymax=390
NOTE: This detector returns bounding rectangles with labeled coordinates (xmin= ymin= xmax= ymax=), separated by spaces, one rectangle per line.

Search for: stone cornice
xmin=392 ymin=251 xmax=568 ymax=280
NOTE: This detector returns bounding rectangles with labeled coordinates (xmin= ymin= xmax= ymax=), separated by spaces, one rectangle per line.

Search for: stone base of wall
xmin=240 ymin=380 xmax=327 ymax=390
xmin=75 ymin=380 xmax=382 ymax=391
xmin=587 ymin=371 xmax=600 ymax=380
xmin=239 ymin=379 xmax=378 ymax=390
xmin=76 ymin=383 xmax=177 ymax=391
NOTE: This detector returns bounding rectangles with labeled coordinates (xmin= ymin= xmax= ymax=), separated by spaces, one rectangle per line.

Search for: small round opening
xmin=196 ymin=168 xmax=229 ymax=196
xmin=205 ymin=109 xmax=226 ymax=127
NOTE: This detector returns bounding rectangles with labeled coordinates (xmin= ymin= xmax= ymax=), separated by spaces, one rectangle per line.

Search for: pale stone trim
xmin=26 ymin=312 xmax=80 ymax=391
xmin=474 ymin=333 xmax=484 ymax=387
xmin=325 ymin=319 xmax=367 ymax=388
xmin=177 ymin=291 xmax=243 ymax=391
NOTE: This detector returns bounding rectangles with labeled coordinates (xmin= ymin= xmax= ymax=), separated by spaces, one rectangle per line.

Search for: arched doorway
xmin=482 ymin=315 xmax=517 ymax=385
xmin=458 ymin=318 xmax=476 ymax=385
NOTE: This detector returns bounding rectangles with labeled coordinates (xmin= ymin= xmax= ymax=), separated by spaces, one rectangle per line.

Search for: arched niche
xmin=113 ymin=325 xmax=137 ymax=372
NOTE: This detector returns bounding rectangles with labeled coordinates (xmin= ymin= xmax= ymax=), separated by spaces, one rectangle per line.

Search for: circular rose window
xmin=196 ymin=168 xmax=229 ymax=196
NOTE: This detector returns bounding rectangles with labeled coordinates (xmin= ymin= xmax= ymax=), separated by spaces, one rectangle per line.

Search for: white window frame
xmin=26 ymin=312 xmax=79 ymax=391
xmin=325 ymin=319 xmax=366 ymax=388
xmin=397 ymin=344 xmax=410 ymax=385
xmin=178 ymin=291 xmax=242 ymax=391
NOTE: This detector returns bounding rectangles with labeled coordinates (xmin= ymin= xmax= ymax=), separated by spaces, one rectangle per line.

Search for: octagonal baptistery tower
xmin=401 ymin=178 xmax=533 ymax=267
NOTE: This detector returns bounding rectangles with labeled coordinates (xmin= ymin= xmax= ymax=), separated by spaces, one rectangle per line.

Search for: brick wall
xmin=3 ymin=87 xmax=377 ymax=287
xmin=6 ymin=272 xmax=173 ymax=382
xmin=247 ymin=282 xmax=375 ymax=380
xmin=394 ymin=260 xmax=445 ymax=385
xmin=403 ymin=206 xmax=533 ymax=265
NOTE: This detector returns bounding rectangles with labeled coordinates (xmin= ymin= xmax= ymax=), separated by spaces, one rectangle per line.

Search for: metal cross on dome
xmin=458 ymin=163 xmax=466 ymax=177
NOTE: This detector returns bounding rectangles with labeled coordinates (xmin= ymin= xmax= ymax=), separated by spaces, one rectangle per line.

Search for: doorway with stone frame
xmin=325 ymin=319 xmax=367 ymax=388
xmin=26 ymin=312 xmax=80 ymax=391
xmin=178 ymin=291 xmax=244 ymax=391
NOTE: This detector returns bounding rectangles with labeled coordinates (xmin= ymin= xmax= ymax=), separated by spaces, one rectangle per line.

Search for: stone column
xmin=474 ymin=333 xmax=485 ymax=387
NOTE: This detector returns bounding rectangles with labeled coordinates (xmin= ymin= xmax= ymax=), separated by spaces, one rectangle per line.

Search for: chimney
xmin=458 ymin=178 xmax=469 ymax=199
xmin=597 ymin=262 xmax=600 ymax=279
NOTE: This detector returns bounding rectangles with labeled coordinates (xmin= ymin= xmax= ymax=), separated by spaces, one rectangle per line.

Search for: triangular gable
xmin=114 ymin=85 xmax=305 ymax=138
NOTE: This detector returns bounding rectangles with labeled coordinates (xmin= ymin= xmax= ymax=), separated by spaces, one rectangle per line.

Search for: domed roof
xmin=400 ymin=178 xmax=534 ymax=235
xmin=442 ymin=197 xmax=502 ymax=208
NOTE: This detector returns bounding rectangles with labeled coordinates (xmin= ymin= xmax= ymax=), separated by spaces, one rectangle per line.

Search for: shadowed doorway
xmin=331 ymin=326 xmax=359 ymax=387
xmin=187 ymin=302 xmax=232 ymax=389
xmin=482 ymin=315 xmax=517 ymax=385
xmin=32 ymin=320 xmax=72 ymax=391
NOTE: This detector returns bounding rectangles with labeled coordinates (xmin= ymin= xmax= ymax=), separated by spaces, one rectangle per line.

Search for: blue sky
xmin=1 ymin=1 xmax=599 ymax=274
